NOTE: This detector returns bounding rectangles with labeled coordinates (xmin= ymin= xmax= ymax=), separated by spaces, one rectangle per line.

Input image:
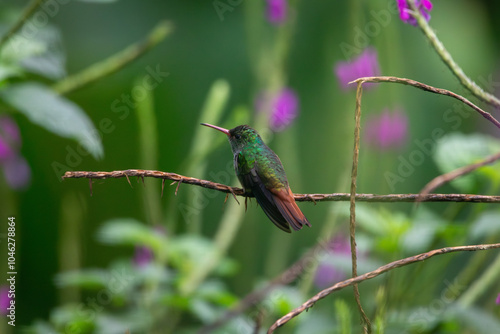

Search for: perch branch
xmin=419 ymin=150 xmax=500 ymax=199
xmin=351 ymin=76 xmax=500 ymax=130
xmin=267 ymin=243 xmax=500 ymax=333
xmin=406 ymin=0 xmax=500 ymax=109
xmin=62 ymin=170 xmax=500 ymax=203
xmin=350 ymin=82 xmax=371 ymax=332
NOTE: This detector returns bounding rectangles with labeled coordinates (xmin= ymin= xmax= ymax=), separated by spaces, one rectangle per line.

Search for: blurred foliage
xmin=0 ymin=0 xmax=499 ymax=333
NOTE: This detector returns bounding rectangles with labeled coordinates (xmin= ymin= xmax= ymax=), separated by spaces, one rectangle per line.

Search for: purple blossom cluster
xmin=334 ymin=48 xmax=408 ymax=150
xmin=314 ymin=235 xmax=353 ymax=289
xmin=364 ymin=109 xmax=408 ymax=150
xmin=266 ymin=0 xmax=288 ymax=25
xmin=0 ymin=116 xmax=31 ymax=189
xmin=256 ymin=88 xmax=299 ymax=132
xmin=334 ymin=47 xmax=381 ymax=91
xmin=0 ymin=285 xmax=10 ymax=315
xmin=397 ymin=0 xmax=433 ymax=26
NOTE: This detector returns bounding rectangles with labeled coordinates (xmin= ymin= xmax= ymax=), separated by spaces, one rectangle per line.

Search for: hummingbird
xmin=201 ymin=123 xmax=311 ymax=233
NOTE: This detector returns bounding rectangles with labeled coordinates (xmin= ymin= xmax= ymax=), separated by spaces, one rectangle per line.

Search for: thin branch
xmin=198 ymin=241 xmax=328 ymax=334
xmin=406 ymin=0 xmax=500 ymax=109
xmin=52 ymin=21 xmax=173 ymax=95
xmin=267 ymin=243 xmax=500 ymax=333
xmin=62 ymin=170 xmax=500 ymax=203
xmin=350 ymin=82 xmax=371 ymax=332
xmin=350 ymin=76 xmax=500 ymax=130
xmin=419 ymin=150 xmax=500 ymax=199
xmin=0 ymin=0 xmax=44 ymax=50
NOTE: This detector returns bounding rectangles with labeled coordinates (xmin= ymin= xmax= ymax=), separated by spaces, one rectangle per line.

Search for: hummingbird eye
xmin=235 ymin=134 xmax=241 ymax=139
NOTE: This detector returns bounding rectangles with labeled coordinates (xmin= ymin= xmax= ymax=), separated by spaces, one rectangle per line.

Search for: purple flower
xmin=133 ymin=246 xmax=154 ymax=268
xmin=266 ymin=0 xmax=288 ymax=25
xmin=256 ymin=88 xmax=299 ymax=132
xmin=0 ymin=116 xmax=31 ymax=190
xmin=314 ymin=235 xmax=352 ymax=289
xmin=3 ymin=155 xmax=31 ymax=189
xmin=334 ymin=47 xmax=381 ymax=91
xmin=397 ymin=0 xmax=433 ymax=26
xmin=364 ymin=108 xmax=408 ymax=150
xmin=0 ymin=116 xmax=20 ymax=162
xmin=270 ymin=88 xmax=299 ymax=131
xmin=496 ymin=293 xmax=500 ymax=305
xmin=0 ymin=285 xmax=11 ymax=315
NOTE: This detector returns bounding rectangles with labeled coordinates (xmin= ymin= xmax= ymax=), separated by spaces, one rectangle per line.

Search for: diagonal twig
xmin=406 ymin=0 xmax=500 ymax=109
xmin=351 ymin=76 xmax=500 ymax=129
xmin=0 ymin=0 xmax=44 ymax=50
xmin=419 ymin=150 xmax=500 ymax=199
xmin=62 ymin=170 xmax=500 ymax=203
xmin=198 ymin=241 xmax=329 ymax=334
xmin=267 ymin=243 xmax=500 ymax=332
xmin=52 ymin=21 xmax=173 ymax=95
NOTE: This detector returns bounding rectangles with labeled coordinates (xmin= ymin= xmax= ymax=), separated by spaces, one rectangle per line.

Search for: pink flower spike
xmin=269 ymin=88 xmax=299 ymax=132
xmin=396 ymin=0 xmax=433 ymax=26
xmin=334 ymin=47 xmax=381 ymax=92
xmin=266 ymin=0 xmax=288 ymax=25
xmin=3 ymin=155 xmax=31 ymax=190
xmin=0 ymin=286 xmax=10 ymax=315
xmin=422 ymin=0 xmax=433 ymax=10
xmin=364 ymin=108 xmax=408 ymax=151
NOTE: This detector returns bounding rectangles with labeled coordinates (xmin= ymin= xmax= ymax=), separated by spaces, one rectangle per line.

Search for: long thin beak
xmin=200 ymin=123 xmax=230 ymax=136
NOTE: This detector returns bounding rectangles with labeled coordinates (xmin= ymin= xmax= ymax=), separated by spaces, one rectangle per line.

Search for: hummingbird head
xmin=201 ymin=123 xmax=263 ymax=153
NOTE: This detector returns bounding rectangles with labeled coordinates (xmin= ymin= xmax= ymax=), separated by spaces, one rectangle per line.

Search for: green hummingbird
xmin=201 ymin=123 xmax=311 ymax=233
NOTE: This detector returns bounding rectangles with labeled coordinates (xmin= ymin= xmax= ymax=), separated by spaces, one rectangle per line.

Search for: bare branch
xmin=419 ymin=150 xmax=500 ymax=199
xmin=350 ymin=81 xmax=371 ymax=332
xmin=198 ymin=241 xmax=329 ymax=334
xmin=62 ymin=170 xmax=500 ymax=203
xmin=267 ymin=243 xmax=500 ymax=333
xmin=350 ymin=76 xmax=500 ymax=129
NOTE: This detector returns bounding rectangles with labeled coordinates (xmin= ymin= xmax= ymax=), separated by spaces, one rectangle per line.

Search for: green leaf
xmin=447 ymin=305 xmax=500 ymax=333
xmin=97 ymin=218 xmax=167 ymax=254
xmin=335 ymin=299 xmax=352 ymax=334
xmin=470 ymin=211 xmax=500 ymax=240
xmin=261 ymin=285 xmax=303 ymax=316
xmin=54 ymin=269 xmax=108 ymax=289
xmin=401 ymin=208 xmax=445 ymax=253
xmin=434 ymin=133 xmax=500 ymax=192
xmin=190 ymin=299 xmax=218 ymax=323
xmin=0 ymin=82 xmax=103 ymax=159
xmin=0 ymin=64 xmax=22 ymax=82
xmin=196 ymin=280 xmax=238 ymax=307
xmin=19 ymin=26 xmax=66 ymax=80
xmin=168 ymin=235 xmax=217 ymax=274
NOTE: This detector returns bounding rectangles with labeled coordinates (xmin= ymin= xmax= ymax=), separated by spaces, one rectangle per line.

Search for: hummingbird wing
xmin=236 ymin=152 xmax=310 ymax=232
xmin=268 ymin=186 xmax=311 ymax=231
xmin=238 ymin=169 xmax=292 ymax=233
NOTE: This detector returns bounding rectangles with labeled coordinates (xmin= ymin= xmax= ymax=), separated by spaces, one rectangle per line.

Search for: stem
xmin=0 ymin=0 xmax=44 ymax=50
xmin=350 ymin=82 xmax=371 ymax=333
xmin=458 ymin=251 xmax=500 ymax=307
xmin=407 ymin=0 xmax=500 ymax=109
xmin=179 ymin=195 xmax=244 ymax=296
xmin=52 ymin=21 xmax=173 ymax=95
